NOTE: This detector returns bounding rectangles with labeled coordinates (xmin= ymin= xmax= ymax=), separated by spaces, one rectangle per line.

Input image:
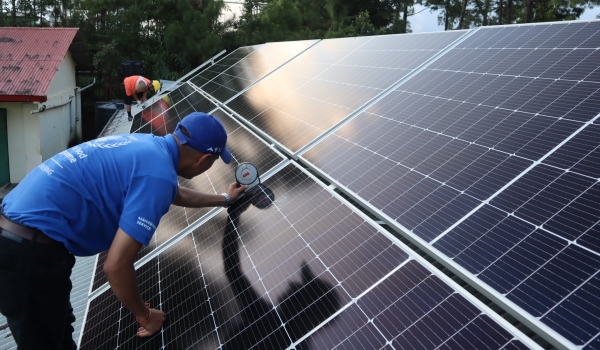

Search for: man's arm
xmin=104 ymin=228 xmax=165 ymax=337
xmin=173 ymin=182 xmax=246 ymax=208
xmin=141 ymin=90 xmax=148 ymax=102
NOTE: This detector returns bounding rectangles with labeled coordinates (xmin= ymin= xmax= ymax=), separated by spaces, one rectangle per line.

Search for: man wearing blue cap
xmin=0 ymin=112 xmax=246 ymax=349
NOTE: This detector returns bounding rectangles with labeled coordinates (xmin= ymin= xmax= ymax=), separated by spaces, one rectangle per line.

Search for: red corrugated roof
xmin=0 ymin=27 xmax=80 ymax=102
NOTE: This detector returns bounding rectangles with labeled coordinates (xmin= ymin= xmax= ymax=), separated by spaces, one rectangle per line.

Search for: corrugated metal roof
xmin=0 ymin=27 xmax=80 ymax=102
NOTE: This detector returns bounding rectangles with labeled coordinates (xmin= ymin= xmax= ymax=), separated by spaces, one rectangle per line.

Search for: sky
xmin=410 ymin=4 xmax=600 ymax=32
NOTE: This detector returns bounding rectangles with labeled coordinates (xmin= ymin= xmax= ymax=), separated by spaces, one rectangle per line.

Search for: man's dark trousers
xmin=0 ymin=230 xmax=77 ymax=350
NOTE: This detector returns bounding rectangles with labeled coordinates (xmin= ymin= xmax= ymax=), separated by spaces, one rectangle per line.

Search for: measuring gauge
xmin=235 ymin=162 xmax=260 ymax=190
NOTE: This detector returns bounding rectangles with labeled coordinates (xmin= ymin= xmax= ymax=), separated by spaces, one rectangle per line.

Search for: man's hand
xmin=137 ymin=308 xmax=166 ymax=337
xmin=226 ymin=182 xmax=247 ymax=203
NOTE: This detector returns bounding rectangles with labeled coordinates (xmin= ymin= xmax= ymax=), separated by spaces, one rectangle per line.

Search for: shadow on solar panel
xmin=220 ymin=185 xmax=341 ymax=349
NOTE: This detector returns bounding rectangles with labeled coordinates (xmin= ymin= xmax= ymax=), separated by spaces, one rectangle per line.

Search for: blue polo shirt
xmin=1 ymin=134 xmax=180 ymax=256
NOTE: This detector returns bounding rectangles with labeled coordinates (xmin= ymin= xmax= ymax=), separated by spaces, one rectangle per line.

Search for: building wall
xmin=40 ymin=51 xmax=77 ymax=161
xmin=1 ymin=51 xmax=78 ymax=184
xmin=0 ymin=101 xmax=40 ymax=183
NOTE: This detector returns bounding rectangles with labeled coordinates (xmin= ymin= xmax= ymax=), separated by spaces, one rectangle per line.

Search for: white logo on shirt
xmin=136 ymin=217 xmax=157 ymax=231
xmin=88 ymin=141 xmax=132 ymax=149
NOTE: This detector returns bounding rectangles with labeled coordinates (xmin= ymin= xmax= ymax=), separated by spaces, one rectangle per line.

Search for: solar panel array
xmin=301 ymin=22 xmax=600 ymax=349
xmin=80 ymin=21 xmax=600 ymax=350
xmin=225 ymin=31 xmax=467 ymax=153
xmin=190 ymin=40 xmax=319 ymax=103
xmin=81 ymin=164 xmax=535 ymax=350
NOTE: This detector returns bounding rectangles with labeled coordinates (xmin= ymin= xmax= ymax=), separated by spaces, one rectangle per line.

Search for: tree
xmin=165 ymin=0 xmax=227 ymax=64
xmin=498 ymin=0 xmax=502 ymax=24
xmin=526 ymin=0 xmax=533 ymax=21
xmin=389 ymin=0 xmax=415 ymax=33
xmin=458 ymin=0 xmax=468 ymax=28
xmin=426 ymin=0 xmax=463 ymax=30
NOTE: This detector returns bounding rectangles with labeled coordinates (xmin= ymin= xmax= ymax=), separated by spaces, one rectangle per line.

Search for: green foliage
xmin=0 ymin=0 xmax=71 ymax=26
xmin=92 ymin=41 xmax=123 ymax=78
xmin=164 ymin=0 xmax=227 ymax=63
xmin=530 ymin=0 xmax=590 ymax=21
xmin=453 ymin=0 xmax=598 ymax=28
xmin=325 ymin=9 xmax=385 ymax=37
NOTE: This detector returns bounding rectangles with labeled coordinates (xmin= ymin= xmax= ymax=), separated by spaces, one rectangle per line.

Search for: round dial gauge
xmin=235 ymin=163 xmax=259 ymax=186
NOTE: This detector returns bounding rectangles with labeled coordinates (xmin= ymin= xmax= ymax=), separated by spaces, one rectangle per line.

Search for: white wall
xmin=40 ymin=51 xmax=77 ymax=162
xmin=0 ymin=101 xmax=40 ymax=183
xmin=1 ymin=50 xmax=78 ymax=183
xmin=48 ymin=51 xmax=77 ymax=96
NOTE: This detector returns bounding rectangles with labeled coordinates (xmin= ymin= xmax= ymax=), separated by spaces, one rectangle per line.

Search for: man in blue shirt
xmin=0 ymin=112 xmax=246 ymax=349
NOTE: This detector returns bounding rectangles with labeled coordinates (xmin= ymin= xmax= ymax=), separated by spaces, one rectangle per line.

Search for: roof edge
xmin=0 ymin=95 xmax=47 ymax=102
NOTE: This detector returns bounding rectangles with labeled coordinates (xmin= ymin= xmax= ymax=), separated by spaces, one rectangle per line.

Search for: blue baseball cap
xmin=173 ymin=112 xmax=232 ymax=164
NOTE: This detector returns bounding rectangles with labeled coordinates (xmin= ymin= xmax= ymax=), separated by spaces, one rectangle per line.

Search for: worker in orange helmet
xmin=123 ymin=76 xmax=161 ymax=121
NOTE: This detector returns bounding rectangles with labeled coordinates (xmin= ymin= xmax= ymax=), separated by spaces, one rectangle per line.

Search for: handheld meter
xmin=235 ymin=163 xmax=260 ymax=191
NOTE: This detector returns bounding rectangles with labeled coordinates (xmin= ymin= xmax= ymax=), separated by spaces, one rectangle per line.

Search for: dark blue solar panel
xmin=585 ymin=335 xmax=600 ymax=350
xmin=300 ymin=260 xmax=529 ymax=350
xmin=302 ymin=21 xmax=600 ymax=348
xmin=433 ymin=203 xmax=600 ymax=345
xmin=579 ymin=223 xmax=600 ymax=252
xmin=544 ymin=124 xmax=600 ymax=178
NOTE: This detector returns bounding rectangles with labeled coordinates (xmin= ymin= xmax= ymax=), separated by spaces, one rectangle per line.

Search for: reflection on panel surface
xmin=81 ymin=258 xmax=161 ymax=350
xmin=302 ymin=22 xmax=600 ymax=348
xmin=132 ymin=87 xmax=217 ymax=136
xmin=91 ymin=101 xmax=285 ymax=291
xmin=130 ymin=82 xmax=197 ymax=132
xmin=226 ymin=31 xmax=466 ymax=152
xmin=193 ymin=40 xmax=318 ymax=103
xmin=189 ymin=46 xmax=260 ymax=89
xmin=81 ymin=163 xmax=530 ymax=349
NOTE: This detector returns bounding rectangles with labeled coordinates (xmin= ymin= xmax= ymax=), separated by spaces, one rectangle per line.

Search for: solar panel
xmin=129 ymin=82 xmax=198 ymax=132
xmin=190 ymin=40 xmax=319 ymax=103
xmin=189 ymin=45 xmax=262 ymax=88
xmin=224 ymin=31 xmax=467 ymax=153
xmin=79 ymin=163 xmax=536 ymax=350
xmin=131 ymin=85 xmax=217 ymax=136
xmin=300 ymin=21 xmax=600 ymax=348
xmin=89 ymin=103 xmax=286 ymax=293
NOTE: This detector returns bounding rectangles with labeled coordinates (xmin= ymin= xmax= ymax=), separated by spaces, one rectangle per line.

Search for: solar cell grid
xmin=189 ymin=46 xmax=260 ymax=88
xmin=301 ymin=21 xmax=600 ymax=348
xmin=81 ymin=163 xmax=534 ymax=350
xmin=129 ymin=82 xmax=197 ymax=132
xmin=132 ymin=89 xmax=217 ymax=136
xmin=225 ymin=31 xmax=467 ymax=153
xmin=544 ymin=124 xmax=600 ymax=178
xmin=192 ymin=40 xmax=318 ymax=103
xmin=81 ymin=258 xmax=161 ymax=350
